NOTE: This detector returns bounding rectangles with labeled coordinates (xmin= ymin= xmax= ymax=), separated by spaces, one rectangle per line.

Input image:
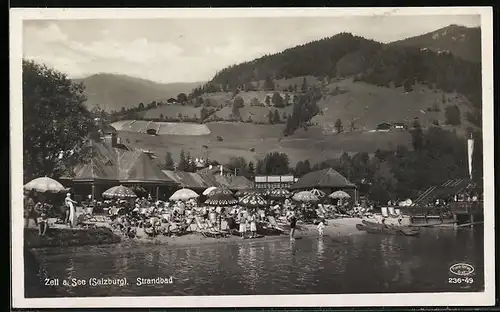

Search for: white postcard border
xmin=10 ymin=7 xmax=495 ymax=308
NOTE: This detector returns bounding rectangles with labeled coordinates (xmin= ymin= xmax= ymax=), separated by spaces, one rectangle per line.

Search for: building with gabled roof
xmin=61 ymin=141 xmax=178 ymax=200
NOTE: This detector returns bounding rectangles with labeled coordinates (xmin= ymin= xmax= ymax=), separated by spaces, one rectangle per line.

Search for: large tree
xmin=227 ymin=157 xmax=249 ymax=176
xmin=163 ymin=152 xmax=175 ymax=170
xmin=22 ymin=60 xmax=96 ymax=182
xmin=178 ymin=149 xmax=187 ymax=171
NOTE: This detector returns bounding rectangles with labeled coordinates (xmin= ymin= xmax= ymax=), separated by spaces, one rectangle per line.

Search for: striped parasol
xmin=267 ymin=188 xmax=291 ymax=199
xmin=170 ymin=188 xmax=199 ymax=201
xmin=309 ymin=188 xmax=326 ymax=198
xmin=292 ymin=191 xmax=319 ymax=203
xmin=235 ymin=189 xmax=264 ymax=197
xmin=239 ymin=193 xmax=268 ymax=209
xmin=235 ymin=190 xmax=248 ymax=197
xmin=207 ymin=187 xmax=234 ymax=197
xmin=205 ymin=193 xmax=238 ymax=206
xmin=24 ymin=177 xmax=67 ymax=193
xmin=103 ymin=185 xmax=137 ymax=199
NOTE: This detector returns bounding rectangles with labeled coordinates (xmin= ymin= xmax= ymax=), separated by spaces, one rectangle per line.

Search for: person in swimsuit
xmin=37 ymin=203 xmax=49 ymax=236
xmin=24 ymin=191 xmax=37 ymax=227
xmin=289 ymin=211 xmax=297 ymax=240
xmin=239 ymin=209 xmax=247 ymax=239
xmin=249 ymin=212 xmax=257 ymax=238
xmin=317 ymin=219 xmax=326 ymax=237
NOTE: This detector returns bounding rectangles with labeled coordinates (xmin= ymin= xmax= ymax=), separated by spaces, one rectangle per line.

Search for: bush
xmin=444 ymin=105 xmax=462 ymax=126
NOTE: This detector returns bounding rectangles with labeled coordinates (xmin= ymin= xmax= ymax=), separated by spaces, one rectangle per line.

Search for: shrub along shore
xmin=24 ymin=227 xmax=122 ymax=249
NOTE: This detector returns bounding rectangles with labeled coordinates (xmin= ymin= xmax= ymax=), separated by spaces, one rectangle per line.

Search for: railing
xmin=449 ymin=202 xmax=484 ymax=215
xmin=399 ymin=206 xmax=451 ymax=217
xmin=400 ymin=202 xmax=484 ymax=216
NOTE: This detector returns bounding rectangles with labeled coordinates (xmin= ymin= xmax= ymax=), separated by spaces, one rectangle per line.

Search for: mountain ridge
xmin=73 ymin=73 xmax=205 ymax=112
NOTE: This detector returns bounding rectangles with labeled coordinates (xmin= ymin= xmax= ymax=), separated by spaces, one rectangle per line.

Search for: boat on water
xmin=356 ymin=222 xmax=420 ymax=236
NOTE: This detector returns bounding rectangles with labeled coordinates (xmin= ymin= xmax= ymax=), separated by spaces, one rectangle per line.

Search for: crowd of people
xmin=23 ymin=189 xmax=377 ymax=239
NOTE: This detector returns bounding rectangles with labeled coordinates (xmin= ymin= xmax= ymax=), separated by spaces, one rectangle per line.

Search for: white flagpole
xmin=467 ymin=134 xmax=474 ymax=180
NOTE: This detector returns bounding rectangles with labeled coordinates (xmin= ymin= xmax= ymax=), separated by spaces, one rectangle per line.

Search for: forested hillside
xmin=391 ymin=24 xmax=481 ymax=63
xmin=197 ymin=32 xmax=481 ymax=109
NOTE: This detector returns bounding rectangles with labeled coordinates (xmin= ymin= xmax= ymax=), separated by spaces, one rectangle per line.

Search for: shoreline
xmin=25 ymin=218 xmax=365 ymax=249
xmin=132 ymin=218 xmax=366 ymax=247
xmin=25 ymin=217 xmax=472 ymax=250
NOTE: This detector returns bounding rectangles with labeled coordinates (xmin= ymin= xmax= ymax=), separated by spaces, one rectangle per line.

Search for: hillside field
xmin=314 ymin=78 xmax=475 ymax=132
xmin=139 ymin=78 xmax=475 ymax=130
xmin=116 ymin=121 xmax=413 ymax=167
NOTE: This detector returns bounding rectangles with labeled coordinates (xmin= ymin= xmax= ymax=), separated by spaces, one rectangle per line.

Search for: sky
xmin=23 ymin=14 xmax=480 ymax=84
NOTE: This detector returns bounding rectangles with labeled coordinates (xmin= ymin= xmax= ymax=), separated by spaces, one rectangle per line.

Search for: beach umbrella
xmin=310 ymin=188 xmax=326 ymax=198
xmin=235 ymin=190 xmax=248 ymax=197
xmin=103 ymin=185 xmax=137 ymax=199
xmin=235 ymin=189 xmax=265 ymax=197
xmin=207 ymin=187 xmax=234 ymax=197
xmin=205 ymin=193 xmax=238 ymax=206
xmin=202 ymin=186 xmax=217 ymax=196
xmin=239 ymin=193 xmax=268 ymax=209
xmin=292 ymin=191 xmax=319 ymax=203
xmin=329 ymin=190 xmax=351 ymax=199
xmin=24 ymin=177 xmax=67 ymax=193
xmin=169 ymin=188 xmax=199 ymax=201
xmin=267 ymin=188 xmax=291 ymax=199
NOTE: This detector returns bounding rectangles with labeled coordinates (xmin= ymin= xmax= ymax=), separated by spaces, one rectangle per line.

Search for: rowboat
xmin=356 ymin=222 xmax=420 ymax=236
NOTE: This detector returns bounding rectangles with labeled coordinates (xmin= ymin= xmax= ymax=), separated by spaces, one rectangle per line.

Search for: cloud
xmin=22 ymin=15 xmax=481 ymax=83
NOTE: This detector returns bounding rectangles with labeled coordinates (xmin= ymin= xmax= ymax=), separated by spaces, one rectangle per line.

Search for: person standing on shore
xmin=65 ymin=193 xmax=77 ymax=228
xmin=24 ymin=190 xmax=37 ymax=228
xmin=239 ymin=209 xmax=247 ymax=239
xmin=288 ymin=211 xmax=297 ymax=240
xmin=317 ymin=219 xmax=325 ymax=237
xmin=249 ymin=211 xmax=257 ymax=238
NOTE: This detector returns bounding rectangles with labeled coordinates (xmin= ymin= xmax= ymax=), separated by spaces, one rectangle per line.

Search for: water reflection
xmin=317 ymin=239 xmax=325 ymax=260
xmin=31 ymin=228 xmax=484 ymax=297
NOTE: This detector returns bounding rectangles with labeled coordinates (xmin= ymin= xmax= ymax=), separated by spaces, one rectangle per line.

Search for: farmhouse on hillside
xmin=393 ymin=122 xmax=406 ymax=130
xmin=376 ymin=122 xmax=392 ymax=131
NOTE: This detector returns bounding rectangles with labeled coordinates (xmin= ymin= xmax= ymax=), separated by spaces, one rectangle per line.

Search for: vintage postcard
xmin=10 ymin=7 xmax=494 ymax=309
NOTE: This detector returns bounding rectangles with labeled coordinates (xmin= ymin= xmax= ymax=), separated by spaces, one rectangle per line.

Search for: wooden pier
xmin=449 ymin=201 xmax=484 ymax=228
xmin=400 ymin=201 xmax=483 ymax=228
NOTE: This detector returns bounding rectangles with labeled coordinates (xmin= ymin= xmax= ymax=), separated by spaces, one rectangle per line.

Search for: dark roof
xmin=162 ymin=170 xmax=209 ymax=189
xmin=71 ymin=143 xmax=119 ymax=181
xmin=102 ymin=124 xmax=117 ymax=134
xmin=121 ymin=151 xmax=174 ymax=183
xmin=376 ymin=123 xmax=392 ymax=128
xmin=290 ymin=168 xmax=356 ymax=190
xmin=226 ymin=176 xmax=254 ymax=190
xmin=198 ymin=174 xmax=230 ymax=188
xmin=69 ymin=142 xmax=177 ymax=185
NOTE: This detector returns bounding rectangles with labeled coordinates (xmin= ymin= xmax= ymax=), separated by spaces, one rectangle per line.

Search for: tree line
xmin=161 ymin=124 xmax=483 ymax=203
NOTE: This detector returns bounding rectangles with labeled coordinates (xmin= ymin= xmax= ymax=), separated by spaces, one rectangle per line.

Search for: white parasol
xmin=24 ymin=176 xmax=67 ymax=193
xmin=329 ymin=190 xmax=351 ymax=199
xmin=169 ymin=188 xmax=199 ymax=201
xmin=292 ymin=191 xmax=319 ymax=202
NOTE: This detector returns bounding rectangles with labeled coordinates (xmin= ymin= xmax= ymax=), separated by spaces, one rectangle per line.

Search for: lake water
xmin=28 ymin=227 xmax=484 ymax=297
